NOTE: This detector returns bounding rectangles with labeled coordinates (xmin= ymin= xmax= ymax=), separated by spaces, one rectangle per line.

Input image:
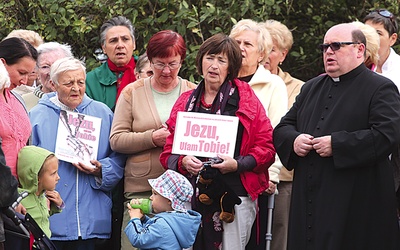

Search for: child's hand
xmin=127 ymin=200 xmax=144 ymax=219
xmin=45 ymin=190 xmax=63 ymax=207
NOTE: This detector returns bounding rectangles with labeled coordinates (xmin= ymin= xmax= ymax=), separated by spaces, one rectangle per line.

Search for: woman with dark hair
xmin=160 ymin=33 xmax=275 ymax=250
xmin=86 ymin=16 xmax=137 ymax=111
xmin=109 ymin=30 xmax=196 ymax=250
xmin=0 ymin=37 xmax=37 ymax=178
xmin=364 ymin=9 xmax=400 ymax=88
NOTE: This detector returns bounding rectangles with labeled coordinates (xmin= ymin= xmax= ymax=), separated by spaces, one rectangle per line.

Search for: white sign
xmin=172 ymin=111 xmax=239 ymax=158
xmin=55 ymin=110 xmax=102 ymax=167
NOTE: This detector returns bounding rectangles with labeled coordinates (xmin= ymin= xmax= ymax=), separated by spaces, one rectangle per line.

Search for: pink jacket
xmin=160 ymin=79 xmax=275 ymax=200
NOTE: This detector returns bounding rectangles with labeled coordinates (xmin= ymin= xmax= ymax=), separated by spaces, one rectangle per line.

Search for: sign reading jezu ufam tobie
xmin=55 ymin=110 xmax=101 ymax=168
xmin=171 ymin=111 xmax=239 ymax=158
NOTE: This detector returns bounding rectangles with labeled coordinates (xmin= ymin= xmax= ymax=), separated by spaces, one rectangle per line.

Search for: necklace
xmin=200 ymin=94 xmax=213 ymax=109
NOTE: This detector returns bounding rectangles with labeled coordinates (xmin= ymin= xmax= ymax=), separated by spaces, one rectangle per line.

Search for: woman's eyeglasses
xmin=318 ymin=42 xmax=360 ymax=53
xmin=151 ymin=62 xmax=181 ymax=70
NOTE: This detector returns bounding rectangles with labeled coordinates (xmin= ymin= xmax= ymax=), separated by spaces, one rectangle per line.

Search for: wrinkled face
xmin=27 ymin=68 xmax=38 ymax=87
xmin=38 ymin=156 xmax=60 ymax=192
xmin=365 ymin=21 xmax=397 ymax=62
xmin=323 ymin=28 xmax=363 ymax=78
xmin=102 ymin=26 xmax=135 ymax=67
xmin=2 ymin=57 xmax=36 ymax=90
xmin=150 ymin=55 xmax=181 ymax=86
xmin=38 ymin=50 xmax=67 ymax=93
xmin=135 ymin=61 xmax=153 ymax=79
xmin=233 ymin=30 xmax=263 ymax=71
xmin=264 ymin=40 xmax=287 ymax=75
xmin=54 ymin=69 xmax=86 ymax=110
xmin=150 ymin=189 xmax=172 ymax=213
xmin=202 ymin=53 xmax=229 ymax=87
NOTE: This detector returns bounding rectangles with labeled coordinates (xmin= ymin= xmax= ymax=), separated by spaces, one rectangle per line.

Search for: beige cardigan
xmin=109 ymin=77 xmax=197 ymax=193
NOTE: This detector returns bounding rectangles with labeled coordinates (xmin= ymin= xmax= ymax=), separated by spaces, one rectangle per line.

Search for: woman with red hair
xmin=110 ymin=30 xmax=197 ymax=250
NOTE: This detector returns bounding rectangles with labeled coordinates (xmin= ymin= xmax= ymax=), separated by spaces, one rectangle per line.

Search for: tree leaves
xmin=0 ymin=0 xmax=398 ymax=81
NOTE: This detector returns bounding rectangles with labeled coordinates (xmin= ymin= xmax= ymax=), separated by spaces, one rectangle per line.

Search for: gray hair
xmin=135 ymin=53 xmax=150 ymax=73
xmin=100 ymin=16 xmax=135 ymax=46
xmin=37 ymin=42 xmax=73 ymax=63
xmin=50 ymin=57 xmax=86 ymax=85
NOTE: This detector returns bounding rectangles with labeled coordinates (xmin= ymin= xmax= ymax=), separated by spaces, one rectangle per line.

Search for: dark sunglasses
xmin=373 ymin=9 xmax=398 ymax=31
xmin=374 ymin=9 xmax=394 ymax=19
xmin=318 ymin=42 xmax=360 ymax=53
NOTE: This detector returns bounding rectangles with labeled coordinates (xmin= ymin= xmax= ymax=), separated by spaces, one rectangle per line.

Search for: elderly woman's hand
xmin=152 ymin=126 xmax=170 ymax=147
xmin=72 ymin=160 xmax=102 ymax=177
xmin=211 ymin=155 xmax=238 ymax=174
xmin=182 ymin=155 xmax=203 ymax=175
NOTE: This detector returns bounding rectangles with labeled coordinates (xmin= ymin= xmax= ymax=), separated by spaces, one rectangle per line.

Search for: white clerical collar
xmin=331 ymin=77 xmax=340 ymax=82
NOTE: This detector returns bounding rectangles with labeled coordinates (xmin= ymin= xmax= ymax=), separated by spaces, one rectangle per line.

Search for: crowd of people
xmin=0 ymin=9 xmax=400 ymax=250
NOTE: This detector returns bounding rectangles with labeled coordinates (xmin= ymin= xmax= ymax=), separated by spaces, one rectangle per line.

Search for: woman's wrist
xmin=178 ymin=155 xmax=189 ymax=174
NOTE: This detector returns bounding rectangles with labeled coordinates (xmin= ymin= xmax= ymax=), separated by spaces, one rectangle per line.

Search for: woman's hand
xmin=152 ymin=126 xmax=170 ymax=147
xmin=45 ymin=190 xmax=63 ymax=207
xmin=211 ymin=155 xmax=238 ymax=174
xmin=265 ymin=181 xmax=277 ymax=195
xmin=72 ymin=160 xmax=102 ymax=177
xmin=182 ymin=155 xmax=203 ymax=175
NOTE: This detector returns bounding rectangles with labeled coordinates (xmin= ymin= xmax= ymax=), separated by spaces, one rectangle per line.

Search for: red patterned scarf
xmin=107 ymin=57 xmax=136 ymax=101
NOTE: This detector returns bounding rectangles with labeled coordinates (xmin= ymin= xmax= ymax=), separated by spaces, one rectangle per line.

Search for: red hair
xmin=146 ymin=30 xmax=186 ymax=62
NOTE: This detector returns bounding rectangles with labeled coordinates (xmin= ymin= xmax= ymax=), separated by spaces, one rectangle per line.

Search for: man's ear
xmin=357 ymin=43 xmax=366 ymax=59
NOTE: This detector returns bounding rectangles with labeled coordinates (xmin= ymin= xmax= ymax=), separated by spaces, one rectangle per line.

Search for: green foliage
xmin=0 ymin=0 xmax=399 ymax=82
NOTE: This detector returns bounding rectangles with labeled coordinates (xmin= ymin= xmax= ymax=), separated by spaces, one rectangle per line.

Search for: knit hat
xmin=148 ymin=170 xmax=193 ymax=212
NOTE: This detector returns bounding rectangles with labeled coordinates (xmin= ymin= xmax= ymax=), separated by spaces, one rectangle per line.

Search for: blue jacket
xmin=124 ymin=210 xmax=201 ymax=250
xmin=29 ymin=92 xmax=126 ymax=240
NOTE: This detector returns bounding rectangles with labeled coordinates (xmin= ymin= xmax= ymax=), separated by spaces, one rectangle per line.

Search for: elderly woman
xmin=29 ymin=57 xmax=125 ymax=250
xmin=262 ymin=19 xmax=305 ymax=250
xmin=0 ymin=37 xmax=37 ymax=178
xmin=351 ymin=21 xmax=380 ymax=70
xmin=134 ymin=53 xmax=153 ymax=79
xmin=86 ymin=16 xmax=136 ymax=111
xmin=229 ymin=19 xmax=287 ymax=250
xmin=23 ymin=41 xmax=73 ymax=111
xmin=160 ymin=33 xmax=275 ymax=250
xmin=109 ymin=30 xmax=196 ymax=250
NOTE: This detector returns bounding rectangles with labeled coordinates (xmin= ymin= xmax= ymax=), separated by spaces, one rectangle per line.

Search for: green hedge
xmin=1 ymin=0 xmax=398 ymax=82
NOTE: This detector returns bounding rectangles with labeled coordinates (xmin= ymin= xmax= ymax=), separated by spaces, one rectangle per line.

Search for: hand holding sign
xmin=172 ymin=112 xmax=239 ymax=158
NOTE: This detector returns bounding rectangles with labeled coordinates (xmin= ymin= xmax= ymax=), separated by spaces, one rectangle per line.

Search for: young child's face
xmin=150 ymin=189 xmax=173 ymax=213
xmin=38 ymin=156 xmax=60 ymax=192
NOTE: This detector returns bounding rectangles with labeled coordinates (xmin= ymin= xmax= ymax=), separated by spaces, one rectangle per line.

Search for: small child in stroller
xmin=2 ymin=146 xmax=64 ymax=249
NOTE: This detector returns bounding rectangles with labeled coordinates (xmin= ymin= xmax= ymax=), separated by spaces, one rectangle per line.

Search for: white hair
xmin=50 ymin=57 xmax=86 ymax=85
xmin=0 ymin=60 xmax=11 ymax=89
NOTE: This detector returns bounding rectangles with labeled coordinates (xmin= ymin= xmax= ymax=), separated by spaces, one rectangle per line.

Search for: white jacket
xmin=248 ymin=65 xmax=288 ymax=183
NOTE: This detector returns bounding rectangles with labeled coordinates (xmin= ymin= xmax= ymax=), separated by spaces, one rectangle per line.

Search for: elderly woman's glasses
xmin=152 ymin=62 xmax=181 ymax=70
xmin=318 ymin=42 xmax=360 ymax=53
xmin=38 ymin=65 xmax=51 ymax=73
